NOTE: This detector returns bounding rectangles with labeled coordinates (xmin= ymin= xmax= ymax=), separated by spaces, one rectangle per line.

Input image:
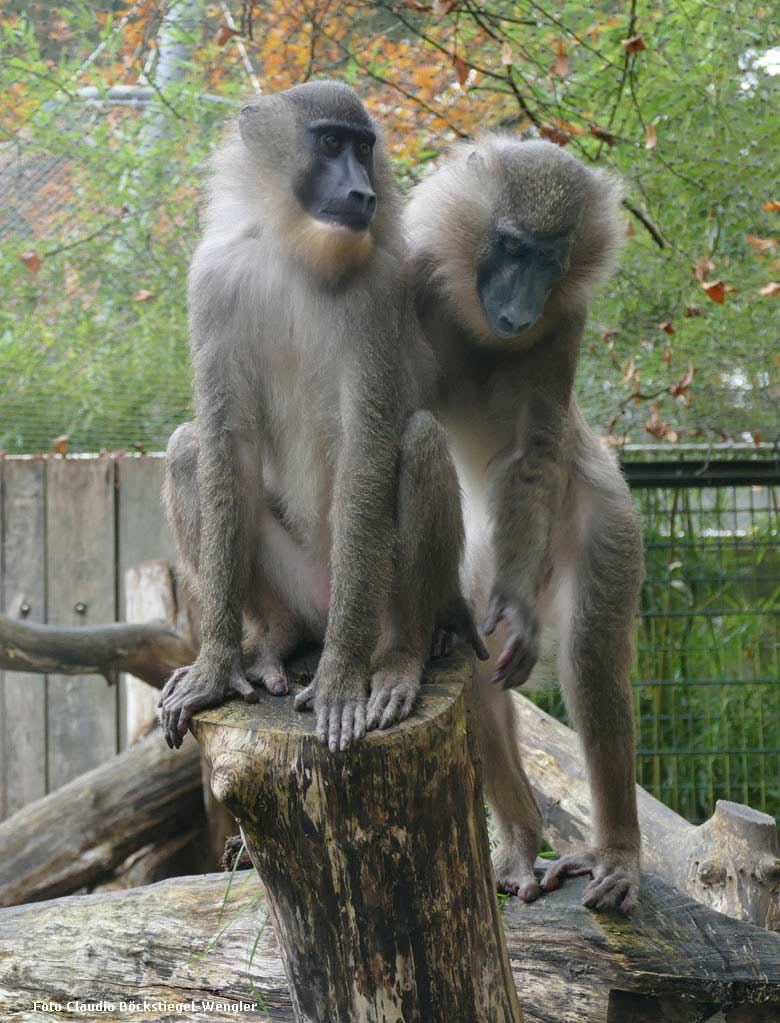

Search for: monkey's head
xmin=235 ymin=81 xmax=399 ymax=280
xmin=406 ymin=137 xmax=624 ymax=347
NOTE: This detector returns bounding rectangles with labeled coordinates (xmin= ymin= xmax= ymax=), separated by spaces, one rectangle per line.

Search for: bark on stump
xmin=192 ymin=657 xmax=523 ymax=1023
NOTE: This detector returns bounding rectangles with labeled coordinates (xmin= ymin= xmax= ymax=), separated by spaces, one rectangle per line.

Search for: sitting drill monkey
xmin=405 ymin=138 xmax=644 ymax=913
xmin=159 ymin=81 xmax=485 ymax=754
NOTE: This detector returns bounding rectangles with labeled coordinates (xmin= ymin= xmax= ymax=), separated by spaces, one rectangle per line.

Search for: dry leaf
xmin=746 ymin=234 xmax=776 ymax=251
xmin=701 ymin=280 xmax=726 ymax=303
xmin=626 ymin=218 xmax=636 ymax=237
xmin=645 ymin=122 xmax=657 ymax=149
xmin=658 ymin=321 xmax=675 ymax=335
xmin=602 ymin=328 xmax=619 ymax=341
xmin=214 ymin=25 xmax=239 ymax=46
xmin=753 ymin=431 xmax=762 ymax=445
xmin=759 ymin=281 xmax=780 ymax=296
xmin=663 ymin=347 xmax=673 ymax=364
xmin=552 ymin=39 xmax=569 ymax=77
xmin=589 ymin=123 xmax=616 ymax=145
xmin=132 ymin=289 xmax=156 ymax=302
xmin=53 ymin=435 xmax=69 ymax=455
xmin=622 ymin=35 xmax=647 ymax=53
xmin=433 ymin=0 xmax=457 ymax=16
xmin=453 ymin=54 xmax=470 ymax=87
xmin=669 ymin=363 xmax=694 ymax=397
xmin=692 ymin=256 xmax=714 ymax=281
xmin=683 ymin=306 xmax=702 ymax=317
xmin=20 ymin=251 xmax=41 ymax=274
xmin=501 ymin=42 xmax=513 ymax=65
xmin=645 ymin=404 xmax=669 ymax=439
xmin=763 ymin=200 xmax=780 ymax=212
xmin=621 ymin=356 xmax=636 ymax=385
xmin=539 ymin=125 xmax=570 ymax=146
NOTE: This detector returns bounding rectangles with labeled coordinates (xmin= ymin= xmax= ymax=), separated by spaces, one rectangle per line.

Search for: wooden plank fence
xmin=0 ymin=454 xmax=174 ymax=820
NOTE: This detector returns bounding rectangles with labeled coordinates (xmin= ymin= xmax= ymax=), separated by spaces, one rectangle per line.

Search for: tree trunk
xmin=0 ymin=731 xmax=204 ymax=906
xmin=516 ymin=691 xmax=780 ymax=930
xmin=4 ymin=867 xmax=780 ymax=1023
xmin=192 ymin=656 xmax=523 ymax=1023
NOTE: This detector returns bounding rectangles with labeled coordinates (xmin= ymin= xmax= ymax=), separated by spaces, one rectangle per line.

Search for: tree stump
xmin=192 ymin=656 xmax=523 ymax=1023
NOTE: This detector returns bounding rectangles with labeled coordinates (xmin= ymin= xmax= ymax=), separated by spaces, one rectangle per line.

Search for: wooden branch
xmin=192 ymin=656 xmax=522 ymax=1023
xmin=0 ymin=612 xmax=194 ymax=689
xmin=516 ymin=692 xmax=780 ymax=930
xmin=0 ymin=731 xmax=204 ymax=906
xmin=4 ymin=866 xmax=780 ymax=1022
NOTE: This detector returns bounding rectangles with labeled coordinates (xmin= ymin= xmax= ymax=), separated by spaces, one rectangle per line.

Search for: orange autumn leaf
xmin=746 ymin=234 xmax=776 ymax=251
xmin=20 ymin=250 xmax=41 ymax=274
xmin=552 ymin=39 xmax=569 ymax=77
xmin=763 ymin=201 xmax=780 ymax=212
xmin=52 ymin=434 xmax=69 ymax=455
xmin=622 ymin=35 xmax=647 ymax=53
xmin=658 ymin=321 xmax=675 ymax=335
xmin=589 ymin=123 xmax=616 ymax=145
xmin=453 ymin=54 xmax=470 ymax=87
xmin=433 ymin=0 xmax=458 ymax=17
xmin=132 ymin=289 xmax=156 ymax=302
xmin=701 ymin=280 xmax=726 ymax=303
xmin=759 ymin=281 xmax=780 ymax=296
xmin=663 ymin=347 xmax=673 ymax=364
xmin=214 ymin=25 xmax=239 ymax=46
xmin=683 ymin=306 xmax=703 ymax=317
xmin=645 ymin=122 xmax=657 ymax=149
xmin=645 ymin=404 xmax=670 ymax=440
xmin=669 ymin=363 xmax=694 ymax=397
xmin=540 ymin=125 xmax=570 ymax=147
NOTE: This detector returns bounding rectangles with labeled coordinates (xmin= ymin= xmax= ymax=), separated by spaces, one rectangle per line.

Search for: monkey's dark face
xmin=294 ymin=121 xmax=377 ymax=233
xmin=477 ymin=226 xmax=570 ymax=340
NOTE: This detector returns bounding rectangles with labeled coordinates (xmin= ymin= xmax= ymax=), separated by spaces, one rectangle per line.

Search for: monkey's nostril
xmin=348 ymin=189 xmax=376 ymax=213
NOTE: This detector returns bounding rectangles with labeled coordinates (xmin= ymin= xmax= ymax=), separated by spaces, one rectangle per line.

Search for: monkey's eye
xmin=356 ymin=140 xmax=372 ymax=161
xmin=320 ymin=133 xmax=343 ymax=156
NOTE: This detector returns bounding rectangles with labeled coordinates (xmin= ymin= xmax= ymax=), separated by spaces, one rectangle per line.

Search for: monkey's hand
xmin=293 ymin=651 xmax=368 ymax=753
xmin=158 ymin=650 xmax=258 ymax=750
xmin=482 ymin=591 xmax=540 ymax=688
xmin=540 ymin=846 xmax=640 ymax=914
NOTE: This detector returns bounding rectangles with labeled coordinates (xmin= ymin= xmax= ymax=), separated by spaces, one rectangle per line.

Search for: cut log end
xmin=192 ymin=654 xmax=523 ymax=1023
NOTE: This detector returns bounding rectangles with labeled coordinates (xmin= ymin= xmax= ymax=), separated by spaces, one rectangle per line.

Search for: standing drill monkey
xmin=405 ymin=138 xmax=644 ymax=913
xmin=159 ymin=81 xmax=485 ymax=754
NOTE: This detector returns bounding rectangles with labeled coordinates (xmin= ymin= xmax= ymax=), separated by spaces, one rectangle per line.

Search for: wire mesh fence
xmin=534 ymin=445 xmax=780 ymax=824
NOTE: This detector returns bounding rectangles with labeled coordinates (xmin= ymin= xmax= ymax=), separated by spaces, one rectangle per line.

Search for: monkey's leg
xmin=541 ymin=482 xmax=643 ymax=914
xmin=367 ymin=411 xmax=486 ymax=732
xmin=473 ymin=660 xmax=544 ymax=902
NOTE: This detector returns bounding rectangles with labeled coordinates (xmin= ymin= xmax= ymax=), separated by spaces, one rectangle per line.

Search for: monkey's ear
xmin=238 ymin=96 xmax=289 ymax=154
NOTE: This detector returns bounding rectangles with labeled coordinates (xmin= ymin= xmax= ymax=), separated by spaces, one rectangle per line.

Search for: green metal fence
xmin=532 ymin=445 xmax=780 ymax=824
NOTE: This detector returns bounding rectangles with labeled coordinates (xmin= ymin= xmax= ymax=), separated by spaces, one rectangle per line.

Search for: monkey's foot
xmin=482 ymin=592 xmax=539 ymax=688
xmin=433 ymin=597 xmax=490 ymax=662
xmin=492 ymin=842 xmax=541 ymax=903
xmin=366 ymin=654 xmax=421 ymax=732
xmin=540 ymin=846 xmax=640 ymax=914
xmin=293 ymin=658 xmax=369 ymax=753
xmin=244 ymin=650 xmax=289 ymax=696
xmin=158 ymin=655 xmax=258 ymax=750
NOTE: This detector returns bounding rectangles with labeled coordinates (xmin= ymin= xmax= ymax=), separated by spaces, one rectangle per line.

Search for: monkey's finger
xmin=328 ymin=703 xmax=342 ymax=753
xmin=467 ymin=625 xmax=490 ymax=661
xmin=379 ymin=689 xmax=405 ymax=730
xmin=159 ymin=667 xmax=188 ymax=707
xmin=161 ymin=709 xmax=174 ymax=749
xmin=176 ymin=703 xmax=196 ymax=742
xmin=481 ymin=601 xmax=502 ymax=636
xmin=294 ymin=682 xmax=316 ymax=711
xmin=541 ymin=855 xmax=594 ymax=891
xmin=315 ymin=704 xmax=329 ymax=744
xmin=401 ymin=687 xmax=417 ymax=722
xmin=366 ymin=688 xmax=391 ymax=731
xmin=353 ymin=702 xmax=366 ymax=742
xmin=619 ymin=884 xmax=639 ymax=915
xmin=583 ymin=873 xmax=630 ymax=911
xmin=339 ymin=704 xmax=355 ymax=752
xmin=231 ymin=673 xmax=260 ymax=703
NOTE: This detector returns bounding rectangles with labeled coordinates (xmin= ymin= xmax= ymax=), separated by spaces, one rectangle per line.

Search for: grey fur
xmin=405 ymin=137 xmax=644 ymax=912
xmin=158 ymin=81 xmax=483 ymax=753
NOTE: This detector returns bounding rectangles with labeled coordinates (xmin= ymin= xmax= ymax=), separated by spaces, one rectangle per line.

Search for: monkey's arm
xmin=295 ymin=386 xmax=398 ymax=752
xmin=484 ymin=330 xmax=579 ymax=688
xmin=159 ymin=336 xmax=258 ymax=748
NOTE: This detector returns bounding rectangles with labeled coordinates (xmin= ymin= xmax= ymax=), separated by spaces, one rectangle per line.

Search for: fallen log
xmin=3 ymin=865 xmax=780 ymax=1023
xmin=192 ymin=655 xmax=522 ymax=1023
xmin=0 ymin=731 xmax=204 ymax=906
xmin=516 ymin=692 xmax=780 ymax=930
